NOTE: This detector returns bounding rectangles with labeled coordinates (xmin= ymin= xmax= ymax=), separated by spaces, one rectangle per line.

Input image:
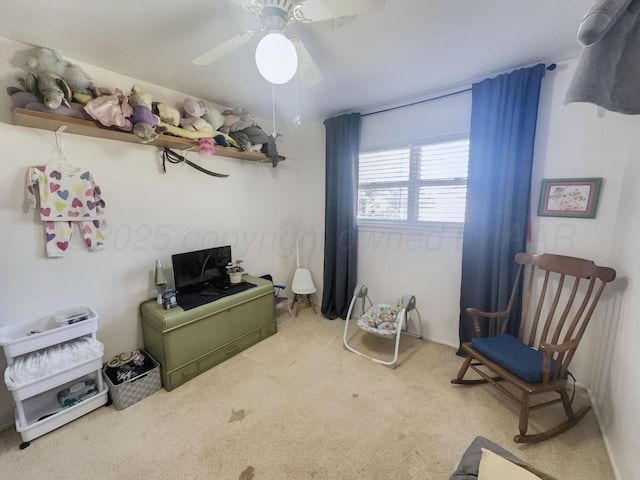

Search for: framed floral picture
xmin=538 ymin=178 xmax=603 ymax=218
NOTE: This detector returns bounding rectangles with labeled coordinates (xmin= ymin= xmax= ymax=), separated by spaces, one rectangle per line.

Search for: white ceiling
xmin=0 ymin=0 xmax=591 ymax=123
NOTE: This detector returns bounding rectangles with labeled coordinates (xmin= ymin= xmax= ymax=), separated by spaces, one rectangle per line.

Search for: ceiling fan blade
xmin=293 ymin=0 xmax=385 ymax=23
xmin=192 ymin=31 xmax=255 ymax=65
xmin=228 ymin=0 xmax=258 ymax=8
xmin=290 ymin=36 xmax=323 ymax=87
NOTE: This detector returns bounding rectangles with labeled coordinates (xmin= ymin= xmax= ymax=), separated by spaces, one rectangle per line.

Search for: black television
xmin=172 ymin=245 xmax=232 ymax=295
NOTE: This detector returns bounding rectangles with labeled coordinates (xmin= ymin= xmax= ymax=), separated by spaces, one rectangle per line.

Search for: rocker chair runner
xmin=451 ymin=252 xmax=616 ymax=443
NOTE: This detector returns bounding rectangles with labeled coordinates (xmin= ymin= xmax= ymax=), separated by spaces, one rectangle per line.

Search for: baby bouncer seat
xmin=343 ymin=284 xmax=422 ymax=369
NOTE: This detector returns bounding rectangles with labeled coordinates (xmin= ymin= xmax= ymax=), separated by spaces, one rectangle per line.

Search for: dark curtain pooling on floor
xmin=457 ymin=64 xmax=546 ymax=352
xmin=321 ymin=113 xmax=361 ymax=320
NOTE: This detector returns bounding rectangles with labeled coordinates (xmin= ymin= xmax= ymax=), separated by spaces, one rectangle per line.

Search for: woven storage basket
xmin=103 ymin=351 xmax=161 ymax=410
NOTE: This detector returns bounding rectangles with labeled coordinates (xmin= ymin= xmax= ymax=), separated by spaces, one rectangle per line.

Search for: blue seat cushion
xmin=470 ymin=334 xmax=557 ymax=383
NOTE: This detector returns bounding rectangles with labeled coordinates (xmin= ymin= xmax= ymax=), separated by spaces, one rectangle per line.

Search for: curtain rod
xmin=362 ymin=63 xmax=556 ymax=117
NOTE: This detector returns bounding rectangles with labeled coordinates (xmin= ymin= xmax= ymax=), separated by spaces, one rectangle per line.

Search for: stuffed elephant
xmin=7 ymin=86 xmax=90 ymax=120
xmin=25 ymin=47 xmax=94 ymax=95
xmin=577 ymin=0 xmax=635 ymax=45
xmin=24 ymin=72 xmax=72 ymax=109
xmin=564 ymin=0 xmax=640 ymax=114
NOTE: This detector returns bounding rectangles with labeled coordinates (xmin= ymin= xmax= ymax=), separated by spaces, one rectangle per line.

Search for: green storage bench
xmin=140 ymin=275 xmax=276 ymax=391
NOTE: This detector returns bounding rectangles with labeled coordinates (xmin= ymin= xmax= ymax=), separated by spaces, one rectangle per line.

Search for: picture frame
xmin=538 ymin=177 xmax=603 ymax=218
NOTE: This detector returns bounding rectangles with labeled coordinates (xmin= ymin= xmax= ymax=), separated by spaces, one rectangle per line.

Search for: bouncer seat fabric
xmin=357 ymin=303 xmax=402 ymax=337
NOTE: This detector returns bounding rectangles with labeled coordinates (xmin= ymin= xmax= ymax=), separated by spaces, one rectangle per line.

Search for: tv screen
xmin=172 ymin=245 xmax=231 ymax=294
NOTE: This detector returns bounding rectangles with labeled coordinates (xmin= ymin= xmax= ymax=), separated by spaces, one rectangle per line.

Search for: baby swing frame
xmin=342 ymin=284 xmax=421 ymax=369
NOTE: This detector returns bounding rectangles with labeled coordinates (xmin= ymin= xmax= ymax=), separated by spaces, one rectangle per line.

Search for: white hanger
xmin=55 ymin=125 xmax=67 ymax=158
xmin=49 ymin=125 xmax=80 ymax=173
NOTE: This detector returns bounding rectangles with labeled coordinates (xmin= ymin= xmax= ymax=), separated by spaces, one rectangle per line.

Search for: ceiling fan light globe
xmin=255 ymin=32 xmax=298 ymax=84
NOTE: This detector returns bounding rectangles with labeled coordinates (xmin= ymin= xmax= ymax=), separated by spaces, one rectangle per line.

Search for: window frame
xmin=357 ymin=134 xmax=470 ymax=233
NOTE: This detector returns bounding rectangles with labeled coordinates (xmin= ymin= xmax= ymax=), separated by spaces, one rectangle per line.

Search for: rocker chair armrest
xmin=539 ymin=339 xmax=580 ymax=382
xmin=465 ymin=307 xmax=511 ymax=338
xmin=540 ymin=338 xmax=580 ymax=355
xmin=465 ymin=307 xmax=511 ymax=319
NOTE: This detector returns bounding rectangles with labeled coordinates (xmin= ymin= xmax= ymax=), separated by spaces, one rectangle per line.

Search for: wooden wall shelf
xmin=12 ymin=108 xmax=283 ymax=163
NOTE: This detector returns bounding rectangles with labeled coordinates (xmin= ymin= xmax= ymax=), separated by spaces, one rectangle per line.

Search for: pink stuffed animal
xmin=83 ymin=88 xmax=133 ymax=131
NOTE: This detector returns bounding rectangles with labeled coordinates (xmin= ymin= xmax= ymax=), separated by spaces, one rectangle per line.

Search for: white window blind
xmin=358 ymin=138 xmax=469 ymax=225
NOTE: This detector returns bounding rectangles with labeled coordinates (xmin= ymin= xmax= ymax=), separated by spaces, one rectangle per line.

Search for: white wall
xmin=533 ymin=59 xmax=640 ymax=480
xmin=0 ymin=37 xmax=326 ymax=427
xmin=358 ymin=91 xmax=471 ymax=345
xmin=530 ymin=59 xmax=639 ymax=479
xmin=604 ymin=131 xmax=640 ymax=480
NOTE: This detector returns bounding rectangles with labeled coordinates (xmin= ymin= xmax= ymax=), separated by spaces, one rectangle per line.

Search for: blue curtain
xmin=321 ymin=113 xmax=361 ymax=320
xmin=458 ymin=64 xmax=546 ymax=349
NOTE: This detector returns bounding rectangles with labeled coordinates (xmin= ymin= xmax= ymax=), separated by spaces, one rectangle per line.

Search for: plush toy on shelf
xmin=229 ymin=128 xmax=263 ymax=153
xmin=7 ymin=86 xmax=90 ymax=120
xmin=261 ymin=133 xmax=281 ymax=168
xmin=219 ymin=107 xmax=257 ymax=135
xmin=220 ymin=107 xmax=261 ymax=151
xmin=183 ymin=99 xmax=224 ymax=156
xmin=202 ymin=103 xmax=225 ymax=133
xmin=24 ymin=46 xmax=94 ymax=95
xmin=128 ymin=85 xmax=166 ymax=143
xmin=220 ymin=107 xmax=281 ymax=166
xmin=83 ymin=88 xmax=133 ymax=131
xmin=153 ymin=102 xmax=181 ymax=127
xmin=179 ymin=98 xmax=214 ymax=133
xmin=23 ymin=72 xmax=72 ymax=109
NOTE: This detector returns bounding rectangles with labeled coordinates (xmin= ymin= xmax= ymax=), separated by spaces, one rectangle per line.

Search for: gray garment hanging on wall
xmin=564 ymin=0 xmax=640 ymax=114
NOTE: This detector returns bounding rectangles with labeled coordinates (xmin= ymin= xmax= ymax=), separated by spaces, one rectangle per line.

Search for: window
xmin=357 ymin=138 xmax=469 ymax=226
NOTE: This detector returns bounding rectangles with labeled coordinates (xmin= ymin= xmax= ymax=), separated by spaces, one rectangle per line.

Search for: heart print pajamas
xmin=26 ymin=164 xmax=106 ymax=257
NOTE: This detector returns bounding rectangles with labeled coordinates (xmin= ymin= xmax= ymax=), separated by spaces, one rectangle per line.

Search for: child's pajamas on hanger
xmin=42 ymin=220 xmax=105 ymax=257
xmin=26 ymin=164 xmax=106 ymax=257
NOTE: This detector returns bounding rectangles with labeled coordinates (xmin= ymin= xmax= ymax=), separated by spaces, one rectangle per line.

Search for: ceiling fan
xmin=191 ymin=0 xmax=385 ymax=86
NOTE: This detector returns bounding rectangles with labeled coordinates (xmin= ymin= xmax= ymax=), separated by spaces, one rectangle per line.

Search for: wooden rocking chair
xmin=451 ymin=252 xmax=616 ymax=443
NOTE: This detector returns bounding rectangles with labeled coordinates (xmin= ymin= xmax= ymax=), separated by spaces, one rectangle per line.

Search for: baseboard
xmin=419 ymin=335 xmax=458 ymax=350
xmin=0 ymin=419 xmax=14 ymax=432
xmin=583 ymin=386 xmax=621 ymax=480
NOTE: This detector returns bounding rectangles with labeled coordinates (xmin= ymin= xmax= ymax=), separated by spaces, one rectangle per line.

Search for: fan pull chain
xmin=271 ymin=82 xmax=277 ymax=138
xmin=293 ymin=72 xmax=301 ymax=127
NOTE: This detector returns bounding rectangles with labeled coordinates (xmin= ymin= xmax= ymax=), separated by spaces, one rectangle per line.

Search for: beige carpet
xmin=0 ymin=309 xmax=614 ymax=480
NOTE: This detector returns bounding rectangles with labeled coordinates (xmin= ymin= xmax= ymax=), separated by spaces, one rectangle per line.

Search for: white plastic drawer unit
xmin=0 ymin=306 xmax=107 ymax=449
xmin=7 ymin=354 xmax=104 ymax=402
xmin=15 ymin=374 xmax=108 ymax=443
xmin=17 ymin=372 xmax=103 ymax=426
xmin=0 ymin=306 xmax=98 ymax=362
